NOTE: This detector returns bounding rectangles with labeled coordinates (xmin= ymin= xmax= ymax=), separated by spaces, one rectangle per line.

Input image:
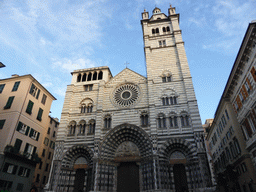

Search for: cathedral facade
xmin=47 ymin=6 xmax=211 ymax=192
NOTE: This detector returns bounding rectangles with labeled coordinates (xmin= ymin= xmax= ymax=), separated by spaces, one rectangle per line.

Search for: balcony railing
xmin=4 ymin=145 xmax=41 ymax=165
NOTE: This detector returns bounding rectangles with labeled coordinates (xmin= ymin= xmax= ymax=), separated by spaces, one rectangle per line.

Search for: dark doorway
xmin=173 ymin=164 xmax=188 ymax=192
xmin=74 ymin=169 xmax=85 ymax=192
xmin=117 ymin=162 xmax=139 ymax=192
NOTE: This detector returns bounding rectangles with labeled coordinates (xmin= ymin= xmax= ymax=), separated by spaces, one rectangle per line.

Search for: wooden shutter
xmin=24 ymin=143 xmax=29 ymax=153
xmin=26 ymin=169 xmax=31 ymax=177
xmin=240 ymin=88 xmax=246 ymax=100
xmin=29 ymin=128 xmax=34 ymax=137
xmin=246 ymin=78 xmax=252 ymax=89
xmin=32 ymin=147 xmax=37 ymax=155
xmin=0 ymin=119 xmax=5 ymax=129
xmin=36 ymin=89 xmax=40 ymax=99
xmin=14 ymin=139 xmax=22 ymax=152
xmin=36 ymin=132 xmax=40 ymax=141
xmin=250 ymin=67 xmax=256 ymax=82
xmin=37 ymin=108 xmax=43 ymax=121
xmin=243 ymin=119 xmax=253 ymax=137
xmin=16 ymin=122 xmax=23 ymax=131
xmin=4 ymin=96 xmax=14 ymax=109
xmin=13 ymin=165 xmax=18 ymax=175
xmin=25 ymin=126 xmax=30 ymax=136
xmin=242 ymin=85 xmax=249 ymax=98
xmin=26 ymin=100 xmax=34 ymax=114
xmin=233 ymin=104 xmax=237 ymax=113
xmin=249 ymin=113 xmax=256 ymax=128
xmin=236 ymin=96 xmax=242 ymax=109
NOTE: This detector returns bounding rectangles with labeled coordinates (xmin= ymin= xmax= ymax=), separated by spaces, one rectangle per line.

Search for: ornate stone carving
xmin=115 ymin=141 xmax=140 ymax=157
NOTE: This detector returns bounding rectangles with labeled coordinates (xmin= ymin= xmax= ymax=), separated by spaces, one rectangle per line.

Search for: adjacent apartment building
xmin=0 ymin=74 xmax=57 ymax=192
xmin=207 ymin=21 xmax=256 ymax=192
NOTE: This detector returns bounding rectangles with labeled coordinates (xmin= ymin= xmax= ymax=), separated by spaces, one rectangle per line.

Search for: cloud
xmin=188 ymin=17 xmax=206 ymax=27
xmin=212 ymin=0 xmax=256 ymax=37
xmin=52 ymin=58 xmax=96 ymax=72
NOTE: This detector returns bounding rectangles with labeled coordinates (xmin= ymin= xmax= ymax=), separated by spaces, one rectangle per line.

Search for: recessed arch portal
xmin=100 ymin=123 xmax=153 ymax=161
xmin=62 ymin=144 xmax=94 ymax=168
xmin=159 ymin=138 xmax=197 ymax=163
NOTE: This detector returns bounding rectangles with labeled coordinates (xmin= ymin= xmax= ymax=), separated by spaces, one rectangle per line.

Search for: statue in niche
xmin=115 ymin=141 xmax=140 ymax=157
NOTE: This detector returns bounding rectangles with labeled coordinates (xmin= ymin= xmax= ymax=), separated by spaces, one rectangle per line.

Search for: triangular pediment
xmin=106 ymin=68 xmax=146 ymax=87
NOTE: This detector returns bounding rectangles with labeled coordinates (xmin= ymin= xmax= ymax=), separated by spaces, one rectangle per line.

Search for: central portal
xmin=117 ymin=162 xmax=139 ymax=192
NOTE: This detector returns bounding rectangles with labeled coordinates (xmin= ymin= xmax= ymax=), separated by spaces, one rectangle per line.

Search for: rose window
xmin=113 ymin=84 xmax=140 ymax=107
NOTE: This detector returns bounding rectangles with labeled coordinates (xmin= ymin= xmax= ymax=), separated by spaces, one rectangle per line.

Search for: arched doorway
xmin=115 ymin=141 xmax=141 ymax=192
xmin=173 ymin=164 xmax=188 ymax=192
xmin=99 ymin=123 xmax=154 ymax=192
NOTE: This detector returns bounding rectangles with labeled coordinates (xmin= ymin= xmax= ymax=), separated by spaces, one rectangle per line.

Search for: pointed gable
xmin=106 ymin=68 xmax=146 ymax=87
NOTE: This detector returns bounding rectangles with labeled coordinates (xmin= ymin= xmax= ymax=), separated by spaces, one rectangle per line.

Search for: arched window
xmin=141 ymin=113 xmax=149 ymax=126
xmin=163 ymin=27 xmax=166 ymax=32
xmin=80 ymin=98 xmax=93 ymax=114
xmin=98 ymin=71 xmax=103 ymax=80
xmin=156 ymin=28 xmax=159 ymax=33
xmin=82 ymin=73 xmax=87 ymax=82
xmin=87 ymin=72 xmax=92 ymax=81
xmin=169 ymin=113 xmax=178 ymax=128
xmin=158 ymin=113 xmax=166 ymax=128
xmin=81 ymin=105 xmax=86 ymax=113
xmin=181 ymin=112 xmax=190 ymax=127
xmin=88 ymin=120 xmax=95 ymax=134
xmin=77 ymin=74 xmax=81 ymax=82
xmin=170 ymin=96 xmax=177 ymax=105
xmin=93 ymin=72 xmax=97 ymax=80
xmin=152 ymin=29 xmax=155 ymax=34
xmin=166 ymin=26 xmax=170 ymax=32
xmin=162 ymin=75 xmax=171 ymax=82
xmin=87 ymin=104 xmax=93 ymax=113
xmin=104 ymin=115 xmax=111 ymax=129
xmin=78 ymin=121 xmax=86 ymax=135
xmin=68 ymin=121 xmax=76 ymax=135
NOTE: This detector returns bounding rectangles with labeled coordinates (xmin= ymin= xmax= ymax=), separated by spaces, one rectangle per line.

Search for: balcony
xmin=4 ymin=145 xmax=41 ymax=166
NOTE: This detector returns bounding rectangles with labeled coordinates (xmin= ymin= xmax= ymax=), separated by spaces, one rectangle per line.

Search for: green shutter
xmin=16 ymin=122 xmax=23 ymax=131
xmin=26 ymin=100 xmax=34 ymax=114
xmin=4 ymin=96 xmax=14 ymax=109
xmin=3 ymin=163 xmax=9 ymax=172
xmin=29 ymin=83 xmax=35 ymax=94
xmin=36 ymin=132 xmax=40 ymax=141
xmin=26 ymin=169 xmax=31 ymax=177
xmin=0 ymin=119 xmax=6 ymax=129
xmin=29 ymin=128 xmax=34 ymax=137
xmin=12 ymin=81 xmax=20 ymax=91
xmin=18 ymin=167 xmax=23 ymax=176
xmin=36 ymin=89 xmax=40 ymax=99
xmin=25 ymin=126 xmax=30 ymax=135
xmin=14 ymin=139 xmax=22 ymax=152
xmin=37 ymin=108 xmax=43 ymax=121
xmin=13 ymin=165 xmax=18 ymax=175
xmin=24 ymin=143 xmax=29 ymax=153
xmin=0 ymin=84 xmax=5 ymax=93
xmin=32 ymin=147 xmax=37 ymax=155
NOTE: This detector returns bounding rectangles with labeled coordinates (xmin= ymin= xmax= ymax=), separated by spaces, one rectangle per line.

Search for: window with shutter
xmin=250 ymin=66 xmax=256 ymax=82
xmin=0 ymin=84 xmax=5 ymax=93
xmin=37 ymin=108 xmax=43 ymax=121
xmin=0 ymin=119 xmax=6 ymax=129
xmin=14 ymin=139 xmax=22 ymax=153
xmin=26 ymin=100 xmax=34 ymax=114
xmin=12 ymin=81 xmax=20 ymax=91
xmin=4 ymin=96 xmax=14 ymax=109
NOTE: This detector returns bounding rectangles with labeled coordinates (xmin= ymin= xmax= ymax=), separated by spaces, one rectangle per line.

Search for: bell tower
xmin=141 ymin=5 xmax=202 ymax=132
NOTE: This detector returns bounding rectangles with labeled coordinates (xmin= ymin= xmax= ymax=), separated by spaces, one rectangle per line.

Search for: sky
xmin=0 ymin=0 xmax=256 ymax=123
